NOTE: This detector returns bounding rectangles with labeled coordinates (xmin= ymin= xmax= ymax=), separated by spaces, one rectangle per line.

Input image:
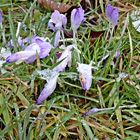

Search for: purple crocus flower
xmin=77 ymin=62 xmax=92 ymax=90
xmin=31 ymin=36 xmax=52 ymax=59
xmin=106 ymin=4 xmax=119 ymax=26
xmin=0 ymin=10 xmax=2 ymax=24
xmin=6 ymin=37 xmax=52 ymax=63
xmin=71 ymin=7 xmax=84 ymax=32
xmin=48 ymin=10 xmax=67 ymax=31
xmin=36 ymin=73 xmax=59 ymax=105
xmin=53 ymin=45 xmax=73 ymax=72
xmin=48 ymin=10 xmax=67 ymax=47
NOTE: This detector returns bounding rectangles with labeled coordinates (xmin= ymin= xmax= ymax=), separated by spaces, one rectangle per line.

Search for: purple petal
xmin=0 ymin=10 xmax=2 ymax=24
xmin=71 ymin=7 xmax=84 ymax=32
xmin=17 ymin=36 xmax=24 ymax=47
xmin=39 ymin=42 xmax=52 ymax=58
xmin=48 ymin=21 xmax=56 ymax=31
xmin=53 ymin=45 xmax=73 ymax=72
xmin=6 ymin=50 xmax=36 ymax=63
xmin=25 ymin=55 xmax=37 ymax=64
xmin=77 ymin=63 xmax=92 ymax=90
xmin=30 ymin=36 xmax=52 ymax=58
xmin=106 ymin=4 xmax=119 ymax=26
xmin=51 ymin=10 xmax=61 ymax=24
xmin=31 ymin=36 xmax=46 ymax=44
xmin=48 ymin=10 xmax=67 ymax=31
xmin=53 ymin=57 xmax=69 ymax=72
xmin=83 ymin=108 xmax=99 ymax=116
xmin=7 ymin=43 xmax=41 ymax=63
xmin=61 ymin=14 xmax=67 ymax=28
xmin=24 ymin=43 xmax=40 ymax=52
xmin=36 ymin=74 xmax=59 ymax=105
xmin=54 ymin=30 xmax=61 ymax=47
xmin=115 ymin=51 xmax=120 ymax=59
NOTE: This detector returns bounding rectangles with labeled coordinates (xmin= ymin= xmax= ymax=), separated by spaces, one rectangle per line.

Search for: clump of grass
xmin=0 ymin=0 xmax=140 ymax=140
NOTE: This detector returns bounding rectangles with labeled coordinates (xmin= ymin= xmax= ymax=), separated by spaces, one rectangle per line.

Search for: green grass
xmin=0 ymin=0 xmax=140 ymax=140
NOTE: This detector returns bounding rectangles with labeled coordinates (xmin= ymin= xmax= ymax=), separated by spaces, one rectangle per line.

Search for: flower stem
xmin=73 ymin=31 xmax=81 ymax=62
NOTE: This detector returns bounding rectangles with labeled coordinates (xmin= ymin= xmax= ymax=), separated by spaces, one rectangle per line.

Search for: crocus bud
xmin=106 ymin=4 xmax=119 ymax=26
xmin=77 ymin=62 xmax=92 ymax=90
xmin=36 ymin=73 xmax=59 ymax=105
xmin=71 ymin=7 xmax=84 ymax=32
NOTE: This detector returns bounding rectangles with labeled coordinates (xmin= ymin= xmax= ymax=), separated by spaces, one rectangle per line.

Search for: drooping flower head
xmin=36 ymin=72 xmax=59 ymax=105
xmin=77 ymin=62 xmax=92 ymax=90
xmin=6 ymin=36 xmax=52 ymax=64
xmin=48 ymin=10 xmax=67 ymax=31
xmin=106 ymin=4 xmax=119 ymax=26
xmin=71 ymin=7 xmax=84 ymax=32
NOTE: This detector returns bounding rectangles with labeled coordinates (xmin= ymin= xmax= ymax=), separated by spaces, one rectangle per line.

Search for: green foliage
xmin=0 ymin=0 xmax=140 ymax=140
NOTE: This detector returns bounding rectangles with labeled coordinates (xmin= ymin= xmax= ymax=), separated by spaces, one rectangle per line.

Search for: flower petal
xmin=54 ymin=30 xmax=61 ymax=47
xmin=30 ymin=36 xmax=52 ymax=58
xmin=48 ymin=10 xmax=67 ymax=31
xmin=24 ymin=43 xmax=40 ymax=52
xmin=106 ymin=4 xmax=119 ymax=26
xmin=0 ymin=10 xmax=2 ymax=24
xmin=53 ymin=45 xmax=73 ymax=72
xmin=39 ymin=42 xmax=52 ymax=58
xmin=6 ymin=50 xmax=36 ymax=63
xmin=77 ymin=63 xmax=92 ymax=90
xmin=7 ymin=43 xmax=41 ymax=63
xmin=48 ymin=21 xmax=56 ymax=31
xmin=36 ymin=73 xmax=59 ymax=105
xmin=53 ymin=57 xmax=69 ymax=72
xmin=71 ymin=7 xmax=84 ymax=32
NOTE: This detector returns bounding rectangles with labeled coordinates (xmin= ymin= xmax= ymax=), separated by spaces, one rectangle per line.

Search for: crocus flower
xmin=48 ymin=10 xmax=67 ymax=47
xmin=53 ymin=45 xmax=73 ymax=72
xmin=71 ymin=7 xmax=84 ymax=32
xmin=36 ymin=73 xmax=59 ymax=105
xmin=48 ymin=10 xmax=67 ymax=31
xmin=31 ymin=36 xmax=52 ymax=59
xmin=106 ymin=4 xmax=119 ymax=26
xmin=6 ymin=37 xmax=52 ymax=63
xmin=77 ymin=62 xmax=92 ymax=90
xmin=0 ymin=10 xmax=2 ymax=24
